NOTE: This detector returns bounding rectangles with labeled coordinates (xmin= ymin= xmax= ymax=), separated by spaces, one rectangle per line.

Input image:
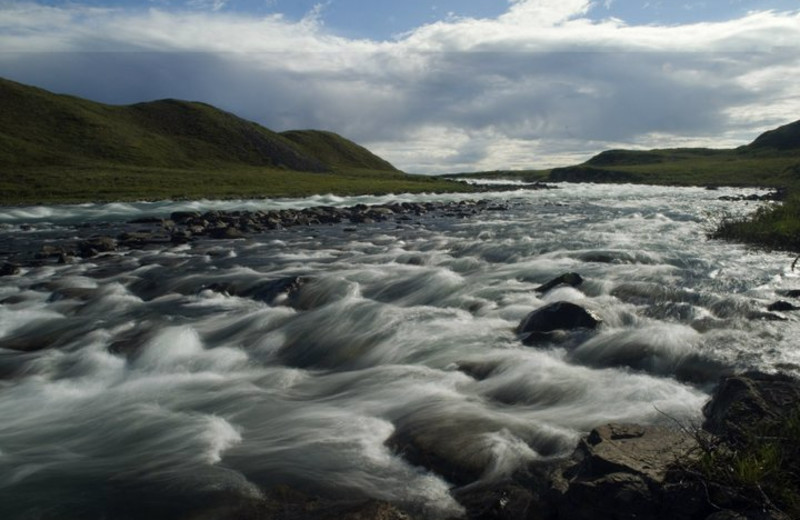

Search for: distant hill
xmin=0 ymin=77 xmax=397 ymax=174
xmin=548 ymin=119 xmax=800 ymax=186
xmin=746 ymin=119 xmax=800 ymax=151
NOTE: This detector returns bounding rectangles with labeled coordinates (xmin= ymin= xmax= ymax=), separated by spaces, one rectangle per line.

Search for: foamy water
xmin=0 ymin=184 xmax=797 ymax=518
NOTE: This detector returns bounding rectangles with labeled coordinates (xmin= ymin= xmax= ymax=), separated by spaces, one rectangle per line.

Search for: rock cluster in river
xmin=6 ymin=200 xmax=507 ymax=267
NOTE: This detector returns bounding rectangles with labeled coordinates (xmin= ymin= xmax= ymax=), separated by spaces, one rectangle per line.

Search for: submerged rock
xmin=246 ymin=276 xmax=309 ymax=306
xmin=535 ymin=272 xmax=584 ymax=294
xmin=516 ymin=301 xmax=601 ymax=345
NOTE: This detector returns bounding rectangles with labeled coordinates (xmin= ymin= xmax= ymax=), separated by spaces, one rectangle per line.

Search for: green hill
xmin=0 ymin=77 xmax=463 ymax=203
xmin=281 ymin=130 xmax=399 ymax=172
xmin=548 ymin=122 xmax=800 ymax=187
xmin=747 ymin=119 xmax=800 ymax=151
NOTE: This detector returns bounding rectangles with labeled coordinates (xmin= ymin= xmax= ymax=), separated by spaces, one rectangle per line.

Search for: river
xmin=0 ymin=183 xmax=797 ymax=518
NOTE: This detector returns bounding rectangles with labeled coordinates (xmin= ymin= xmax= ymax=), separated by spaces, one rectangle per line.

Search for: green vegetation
xmin=549 ymin=147 xmax=800 ymax=188
xmin=711 ymin=193 xmax=800 ymax=251
xmin=0 ymin=77 xmax=470 ymax=204
xmin=691 ymin=408 xmax=800 ymax=517
xmin=0 ymin=164 xmax=468 ymax=205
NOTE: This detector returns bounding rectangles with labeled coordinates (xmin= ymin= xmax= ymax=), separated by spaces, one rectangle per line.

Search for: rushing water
xmin=0 ymin=184 xmax=798 ymax=519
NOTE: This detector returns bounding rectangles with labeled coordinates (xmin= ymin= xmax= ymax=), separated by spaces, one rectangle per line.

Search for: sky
xmin=1 ymin=1 xmax=799 ymax=173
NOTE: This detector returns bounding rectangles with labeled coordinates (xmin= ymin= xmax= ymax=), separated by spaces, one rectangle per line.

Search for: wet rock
xmin=36 ymin=244 xmax=67 ymax=259
xmin=516 ymin=301 xmax=601 ymax=345
xmin=385 ymin=428 xmax=492 ymax=486
xmin=455 ymin=359 xmax=503 ymax=380
xmin=535 ymin=272 xmax=584 ymax=294
xmin=247 ymin=486 xmax=416 ymax=520
xmin=703 ymin=371 xmax=800 ymax=443
xmin=781 ymin=289 xmax=800 ymax=298
xmin=0 ymin=262 xmax=20 ymax=276
xmin=169 ymin=210 xmax=201 ymax=223
xmin=78 ymin=236 xmax=118 ymax=258
xmin=117 ymin=231 xmax=167 ymax=248
xmin=170 ymin=229 xmax=193 ymax=244
xmin=767 ymin=300 xmax=800 ymax=312
xmin=47 ymin=287 xmax=99 ymax=302
xmin=245 ymin=276 xmax=308 ymax=306
xmin=453 ymin=482 xmax=536 ymax=520
xmin=209 ymin=226 xmax=246 ymax=239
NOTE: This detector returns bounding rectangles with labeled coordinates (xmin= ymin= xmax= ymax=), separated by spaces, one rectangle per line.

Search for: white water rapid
xmin=0 ymin=184 xmax=798 ymax=518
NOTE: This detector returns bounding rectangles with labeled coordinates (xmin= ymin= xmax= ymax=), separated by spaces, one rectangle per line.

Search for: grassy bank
xmin=711 ymin=194 xmax=800 ymax=252
xmin=693 ymin=407 xmax=800 ymax=518
xmin=0 ymin=165 xmax=472 ymax=205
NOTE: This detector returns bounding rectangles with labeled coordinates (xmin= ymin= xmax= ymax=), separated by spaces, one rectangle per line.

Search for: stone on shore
xmin=550 ymin=423 xmax=699 ymax=520
xmin=703 ymin=371 xmax=800 ymax=442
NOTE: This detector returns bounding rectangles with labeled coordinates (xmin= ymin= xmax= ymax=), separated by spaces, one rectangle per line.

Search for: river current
xmin=0 ymin=184 xmax=798 ymax=518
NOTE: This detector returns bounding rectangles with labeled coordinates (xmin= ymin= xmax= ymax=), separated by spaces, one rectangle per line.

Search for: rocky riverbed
xmin=2 ymin=184 xmax=799 ymax=520
xmin=0 ymin=199 xmax=510 ymax=271
xmin=141 ymin=371 xmax=800 ymax=520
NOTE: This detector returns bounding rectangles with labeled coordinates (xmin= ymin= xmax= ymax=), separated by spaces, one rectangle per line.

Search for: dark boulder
xmin=781 ymin=289 xmax=800 ymax=298
xmin=767 ymin=300 xmax=800 ymax=312
xmin=78 ymin=236 xmax=118 ymax=257
xmin=117 ymin=231 xmax=168 ymax=248
xmin=703 ymin=372 xmax=800 ymax=443
xmin=169 ymin=210 xmax=201 ymax=224
xmin=516 ymin=301 xmax=601 ymax=345
xmin=36 ymin=245 xmax=68 ymax=259
xmin=245 ymin=276 xmax=308 ymax=306
xmin=535 ymin=272 xmax=584 ymax=294
xmin=209 ymin=226 xmax=246 ymax=239
xmin=170 ymin=229 xmax=193 ymax=244
xmin=0 ymin=262 xmax=20 ymax=276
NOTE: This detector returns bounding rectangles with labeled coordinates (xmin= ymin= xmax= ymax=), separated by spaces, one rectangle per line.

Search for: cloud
xmin=0 ymin=0 xmax=799 ymax=172
xmin=186 ymin=0 xmax=228 ymax=11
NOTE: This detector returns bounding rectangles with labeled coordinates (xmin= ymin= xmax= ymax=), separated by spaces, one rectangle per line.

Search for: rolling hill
xmin=0 ymin=77 xmax=400 ymax=173
xmin=0 ymin=77 xmax=460 ymax=203
xmin=547 ymin=120 xmax=800 ymax=186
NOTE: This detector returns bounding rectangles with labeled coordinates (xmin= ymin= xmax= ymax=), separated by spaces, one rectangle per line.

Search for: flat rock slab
xmin=551 ymin=423 xmax=699 ymax=520
xmin=579 ymin=423 xmax=696 ymax=482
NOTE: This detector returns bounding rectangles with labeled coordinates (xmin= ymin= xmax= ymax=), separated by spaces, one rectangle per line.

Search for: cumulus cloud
xmin=0 ymin=0 xmax=799 ymax=172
